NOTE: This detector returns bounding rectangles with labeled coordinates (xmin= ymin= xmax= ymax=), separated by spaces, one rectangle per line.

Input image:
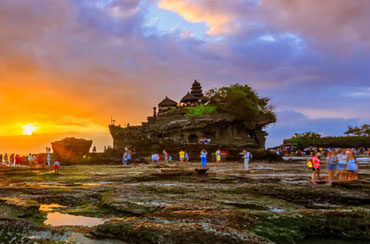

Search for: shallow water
xmin=270 ymin=208 xmax=284 ymax=213
xmin=44 ymin=212 xmax=107 ymax=227
xmin=39 ymin=203 xmax=65 ymax=212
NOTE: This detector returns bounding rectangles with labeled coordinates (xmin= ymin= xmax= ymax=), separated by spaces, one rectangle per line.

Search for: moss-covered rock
xmin=252 ymin=208 xmax=370 ymax=244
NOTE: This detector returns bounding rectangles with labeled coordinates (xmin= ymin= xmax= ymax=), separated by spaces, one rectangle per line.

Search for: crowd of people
xmin=0 ymin=152 xmax=61 ymax=173
xmin=124 ymin=147 xmax=253 ymax=172
xmin=308 ymin=149 xmax=360 ymax=185
xmin=274 ymin=145 xmax=370 ymax=157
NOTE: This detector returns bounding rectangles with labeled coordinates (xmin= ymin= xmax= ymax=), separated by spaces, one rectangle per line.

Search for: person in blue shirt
xmin=122 ymin=151 xmax=128 ymax=165
xmin=200 ymin=149 xmax=207 ymax=167
xmin=327 ymin=150 xmax=338 ymax=185
xmin=54 ymin=160 xmax=60 ymax=174
xmin=163 ymin=150 xmax=168 ymax=164
xmin=47 ymin=153 xmax=51 ymax=167
xmin=242 ymin=150 xmax=252 ymax=171
xmin=336 ymin=149 xmax=348 ymax=182
xmin=127 ymin=150 xmax=132 ymax=165
xmin=185 ymin=151 xmax=189 ymax=165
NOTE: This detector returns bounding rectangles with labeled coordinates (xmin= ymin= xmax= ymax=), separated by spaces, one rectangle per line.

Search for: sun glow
xmin=22 ymin=124 xmax=38 ymax=135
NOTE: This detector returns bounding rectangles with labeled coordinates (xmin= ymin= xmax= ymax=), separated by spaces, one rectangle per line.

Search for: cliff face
xmin=110 ymin=109 xmax=268 ymax=158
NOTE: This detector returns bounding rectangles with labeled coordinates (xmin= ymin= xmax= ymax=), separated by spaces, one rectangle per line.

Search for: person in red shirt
xmin=37 ymin=154 xmax=44 ymax=167
xmin=15 ymin=155 xmax=21 ymax=167
xmin=311 ymin=153 xmax=321 ymax=185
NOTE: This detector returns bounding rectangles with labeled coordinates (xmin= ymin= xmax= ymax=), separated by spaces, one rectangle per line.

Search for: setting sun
xmin=23 ymin=124 xmax=38 ymax=135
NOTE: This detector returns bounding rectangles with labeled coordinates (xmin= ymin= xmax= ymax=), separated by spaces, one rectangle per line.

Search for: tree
xmin=361 ymin=124 xmax=370 ymax=136
xmin=365 ymin=128 xmax=370 ymax=137
xmin=205 ymin=84 xmax=276 ymax=126
xmin=344 ymin=125 xmax=354 ymax=137
xmin=352 ymin=127 xmax=363 ymax=136
xmin=344 ymin=124 xmax=370 ymax=136
xmin=286 ymin=132 xmax=322 ymax=149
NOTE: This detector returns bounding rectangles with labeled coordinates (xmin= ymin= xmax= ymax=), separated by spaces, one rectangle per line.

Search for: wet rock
xmin=252 ymin=208 xmax=370 ymax=244
xmin=91 ymin=217 xmax=273 ymax=244
xmin=152 ymin=169 xmax=194 ymax=177
xmin=0 ymin=197 xmax=40 ymax=218
xmin=194 ymin=168 xmax=209 ymax=175
xmin=100 ymin=199 xmax=160 ymax=216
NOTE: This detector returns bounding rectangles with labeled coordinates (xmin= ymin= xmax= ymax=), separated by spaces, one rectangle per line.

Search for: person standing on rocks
xmin=163 ymin=150 xmax=168 ymax=164
xmin=54 ymin=160 xmax=60 ymax=174
xmin=185 ymin=151 xmax=190 ymax=165
xmin=215 ymin=149 xmax=221 ymax=166
xmin=122 ymin=151 xmax=128 ymax=165
xmin=27 ymin=153 xmax=33 ymax=167
xmin=327 ymin=150 xmax=338 ymax=185
xmin=10 ymin=153 xmax=15 ymax=167
xmin=179 ymin=150 xmax=185 ymax=165
xmin=4 ymin=153 xmax=8 ymax=165
xmin=127 ymin=150 xmax=132 ymax=165
xmin=47 ymin=153 xmax=51 ymax=167
xmin=336 ymin=149 xmax=348 ymax=182
xmin=346 ymin=151 xmax=359 ymax=182
xmin=242 ymin=150 xmax=252 ymax=172
xmin=311 ymin=152 xmax=321 ymax=185
xmin=15 ymin=154 xmax=21 ymax=167
xmin=200 ymin=149 xmax=208 ymax=167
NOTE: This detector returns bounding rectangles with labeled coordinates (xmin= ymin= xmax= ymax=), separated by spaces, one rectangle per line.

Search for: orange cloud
xmin=158 ymin=0 xmax=243 ymax=35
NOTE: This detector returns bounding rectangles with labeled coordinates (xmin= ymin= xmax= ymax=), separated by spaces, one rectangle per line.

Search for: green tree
xmin=344 ymin=125 xmax=354 ymax=136
xmin=205 ymin=84 xmax=276 ymax=126
xmin=361 ymin=124 xmax=370 ymax=136
xmin=286 ymin=132 xmax=322 ymax=149
xmin=345 ymin=124 xmax=370 ymax=136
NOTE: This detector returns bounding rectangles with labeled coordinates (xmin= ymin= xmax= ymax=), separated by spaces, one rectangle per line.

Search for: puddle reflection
xmin=39 ymin=204 xmax=65 ymax=212
xmin=44 ymin=212 xmax=107 ymax=227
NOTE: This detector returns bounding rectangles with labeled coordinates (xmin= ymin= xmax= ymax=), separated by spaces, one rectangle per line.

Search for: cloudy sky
xmin=0 ymin=0 xmax=369 ymax=153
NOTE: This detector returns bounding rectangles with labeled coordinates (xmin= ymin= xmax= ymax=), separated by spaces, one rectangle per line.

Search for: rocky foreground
xmin=0 ymin=160 xmax=369 ymax=244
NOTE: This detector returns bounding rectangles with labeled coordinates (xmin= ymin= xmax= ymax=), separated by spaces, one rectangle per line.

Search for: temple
xmin=109 ymin=81 xmax=268 ymax=159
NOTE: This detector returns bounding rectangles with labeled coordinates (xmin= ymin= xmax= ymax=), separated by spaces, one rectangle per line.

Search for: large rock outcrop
xmin=110 ymin=109 xmax=268 ymax=159
xmin=51 ymin=137 xmax=92 ymax=160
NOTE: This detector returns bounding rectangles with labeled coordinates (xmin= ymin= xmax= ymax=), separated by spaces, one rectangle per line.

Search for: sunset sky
xmin=1 ymin=0 xmax=370 ymax=153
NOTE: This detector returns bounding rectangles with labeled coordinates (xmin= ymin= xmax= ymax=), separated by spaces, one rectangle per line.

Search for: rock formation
xmin=110 ymin=81 xmax=270 ymax=159
xmin=51 ymin=137 xmax=92 ymax=160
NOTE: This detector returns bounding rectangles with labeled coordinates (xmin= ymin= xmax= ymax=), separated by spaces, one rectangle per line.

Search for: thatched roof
xmin=158 ymin=96 xmax=177 ymax=107
xmin=181 ymin=92 xmax=199 ymax=103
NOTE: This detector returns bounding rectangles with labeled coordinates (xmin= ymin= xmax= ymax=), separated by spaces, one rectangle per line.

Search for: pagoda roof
xmin=181 ymin=92 xmax=199 ymax=103
xmin=158 ymin=96 xmax=177 ymax=107
xmin=192 ymin=80 xmax=201 ymax=86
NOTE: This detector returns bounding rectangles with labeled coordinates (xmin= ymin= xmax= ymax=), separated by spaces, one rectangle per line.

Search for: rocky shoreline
xmin=0 ymin=160 xmax=369 ymax=243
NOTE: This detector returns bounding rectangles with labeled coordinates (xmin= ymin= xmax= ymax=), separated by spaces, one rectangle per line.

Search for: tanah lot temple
xmin=109 ymin=80 xmax=268 ymax=159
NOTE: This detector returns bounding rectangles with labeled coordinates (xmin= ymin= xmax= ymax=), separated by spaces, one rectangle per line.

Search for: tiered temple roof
xmin=190 ymin=80 xmax=203 ymax=99
xmin=157 ymin=81 xmax=204 ymax=111
xmin=180 ymin=92 xmax=198 ymax=103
